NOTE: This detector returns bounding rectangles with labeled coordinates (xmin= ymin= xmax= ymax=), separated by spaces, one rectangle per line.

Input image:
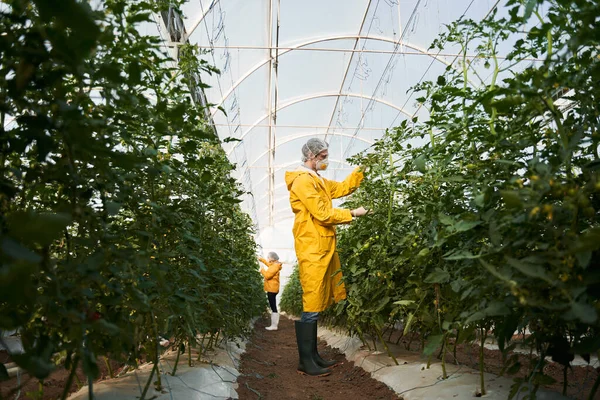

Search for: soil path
xmin=236 ymin=315 xmax=402 ymax=400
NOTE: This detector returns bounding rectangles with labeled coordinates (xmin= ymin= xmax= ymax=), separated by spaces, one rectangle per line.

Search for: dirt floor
xmin=236 ymin=315 xmax=402 ymax=400
xmin=2 ymin=318 xmax=598 ymax=400
xmin=0 ymin=350 xmax=122 ymax=400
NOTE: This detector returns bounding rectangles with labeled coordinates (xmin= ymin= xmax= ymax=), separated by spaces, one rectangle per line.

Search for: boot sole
xmin=296 ymin=370 xmax=331 ymax=377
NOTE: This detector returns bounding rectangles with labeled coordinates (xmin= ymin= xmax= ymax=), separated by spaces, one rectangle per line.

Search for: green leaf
xmin=438 ymin=213 xmax=454 ymax=226
xmin=465 ymin=311 xmax=486 ymax=324
xmin=414 ymin=155 xmax=427 ymax=173
xmin=571 ymin=228 xmax=600 ymax=253
xmin=126 ymin=12 xmax=152 ymax=24
xmin=500 ymin=190 xmax=522 ymax=209
xmin=373 ymin=296 xmax=390 ymax=313
xmin=393 ymin=300 xmax=415 ymax=306
xmin=506 ymin=256 xmax=550 ymax=281
xmin=32 ymin=0 xmax=100 ymax=61
xmin=1 ymin=238 xmax=41 ymax=263
xmin=454 ymin=220 xmax=481 ymax=232
xmin=479 ymin=259 xmax=512 ymax=282
xmin=474 ymin=193 xmax=485 ymax=207
xmin=93 ymin=319 xmax=120 ymax=335
xmin=11 ymin=354 xmax=54 ymax=380
xmin=424 ymin=268 xmax=450 ymax=283
xmin=106 ymin=201 xmax=122 ymax=216
xmin=7 ymin=211 xmax=71 ymax=246
xmin=570 ymin=302 xmax=597 ymax=324
xmin=450 ymin=279 xmax=464 ymax=292
xmin=523 ymin=0 xmax=537 ymax=20
xmin=423 ymin=334 xmax=444 ymax=356
xmin=575 ymin=251 xmax=592 ymax=269
xmin=483 ymin=301 xmax=510 ymax=316
xmin=417 ymin=248 xmax=430 ymax=257
xmin=443 ymin=250 xmax=479 ymax=260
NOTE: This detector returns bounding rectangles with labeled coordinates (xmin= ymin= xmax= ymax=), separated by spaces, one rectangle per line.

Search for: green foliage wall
xmin=279 ymin=264 xmax=303 ymax=317
xmin=0 ymin=0 xmax=265 ymax=386
xmin=332 ymin=0 xmax=600 ymax=397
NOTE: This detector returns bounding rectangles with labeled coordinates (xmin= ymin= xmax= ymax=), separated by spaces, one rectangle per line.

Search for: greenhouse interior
xmin=1 ymin=0 xmax=599 ymax=399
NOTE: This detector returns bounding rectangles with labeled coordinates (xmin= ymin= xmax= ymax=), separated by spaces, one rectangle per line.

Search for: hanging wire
xmin=387 ymin=0 xmax=499 ymax=130
xmin=340 ymin=0 xmax=424 ymax=160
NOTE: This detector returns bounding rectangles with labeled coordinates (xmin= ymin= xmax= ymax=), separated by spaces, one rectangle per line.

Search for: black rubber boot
xmin=295 ymin=321 xmax=331 ymax=376
xmin=311 ymin=322 xmax=340 ymax=368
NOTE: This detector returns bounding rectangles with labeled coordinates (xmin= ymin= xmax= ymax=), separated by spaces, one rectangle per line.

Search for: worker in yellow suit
xmin=258 ymin=252 xmax=283 ymax=331
xmin=285 ymin=138 xmax=369 ymax=376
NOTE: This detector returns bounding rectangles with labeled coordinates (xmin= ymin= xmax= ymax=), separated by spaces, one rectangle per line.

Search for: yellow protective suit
xmin=259 ymin=258 xmax=282 ymax=293
xmin=285 ymin=166 xmax=364 ymax=312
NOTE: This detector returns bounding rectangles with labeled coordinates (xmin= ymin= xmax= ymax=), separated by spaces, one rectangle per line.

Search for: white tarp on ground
xmin=318 ymin=325 xmax=571 ymax=400
xmin=68 ymin=340 xmax=245 ymax=400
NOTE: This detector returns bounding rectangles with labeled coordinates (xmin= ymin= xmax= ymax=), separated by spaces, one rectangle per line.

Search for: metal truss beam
xmin=209 ymin=34 xmax=462 ymax=117
xmin=247 ymin=131 xmax=374 ymax=166
xmin=226 ymin=91 xmax=407 ymax=156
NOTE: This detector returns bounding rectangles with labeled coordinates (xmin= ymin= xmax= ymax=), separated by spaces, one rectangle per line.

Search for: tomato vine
xmin=0 ymin=0 xmax=265 ymax=396
xmin=330 ymin=1 xmax=600 ymax=398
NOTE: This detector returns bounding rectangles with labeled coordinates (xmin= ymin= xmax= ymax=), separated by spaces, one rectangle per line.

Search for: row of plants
xmin=285 ymin=1 xmax=600 ymax=399
xmin=279 ymin=264 xmax=303 ymax=317
xmin=0 ymin=1 xmax=265 ymax=398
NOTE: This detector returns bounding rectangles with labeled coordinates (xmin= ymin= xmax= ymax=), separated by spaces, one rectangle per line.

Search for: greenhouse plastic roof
xmin=154 ymin=0 xmax=548 ymax=247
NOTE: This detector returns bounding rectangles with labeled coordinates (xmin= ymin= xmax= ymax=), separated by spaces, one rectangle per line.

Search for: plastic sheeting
xmin=166 ymin=0 xmax=547 ymax=253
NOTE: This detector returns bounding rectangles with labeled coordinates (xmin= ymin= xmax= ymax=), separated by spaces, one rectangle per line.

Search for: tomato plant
xmin=280 ymin=264 xmax=303 ymax=317
xmin=0 ymin=1 xmax=264 ymax=397
xmin=329 ymin=0 xmax=600 ymax=398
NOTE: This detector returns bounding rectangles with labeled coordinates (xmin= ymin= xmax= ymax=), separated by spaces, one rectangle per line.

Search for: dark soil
xmin=0 ymin=350 xmax=122 ymax=400
xmin=236 ymin=315 xmax=402 ymax=400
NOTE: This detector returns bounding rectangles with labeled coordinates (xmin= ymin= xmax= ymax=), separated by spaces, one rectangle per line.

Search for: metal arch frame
xmin=243 ymin=131 xmax=375 ymax=165
xmin=209 ymin=34 xmax=466 ymax=117
xmin=185 ymin=0 xmax=220 ymax=41
xmin=226 ymin=92 xmax=404 ymax=156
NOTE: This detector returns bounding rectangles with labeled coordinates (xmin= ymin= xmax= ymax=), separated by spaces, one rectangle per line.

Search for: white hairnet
xmin=267 ymin=251 xmax=279 ymax=261
xmin=301 ymin=138 xmax=329 ymax=162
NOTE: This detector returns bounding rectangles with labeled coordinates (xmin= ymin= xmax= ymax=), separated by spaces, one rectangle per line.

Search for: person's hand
xmin=351 ymin=206 xmax=369 ymax=217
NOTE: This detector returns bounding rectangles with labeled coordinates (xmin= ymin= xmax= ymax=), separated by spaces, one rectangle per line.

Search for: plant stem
xmin=562 ymin=364 xmax=568 ymax=396
xmin=188 ymin=337 xmax=193 ymax=367
xmin=376 ymin=327 xmax=398 ymax=366
xmin=479 ymin=327 xmax=487 ymax=396
xmin=61 ymin=355 xmax=80 ymax=400
xmin=172 ymin=342 xmax=181 ymax=376
xmin=441 ymin=334 xmax=449 ymax=379
xmin=453 ymin=329 xmax=459 ymax=364
xmin=140 ymin=362 xmax=157 ymax=400
xmin=104 ymin=356 xmax=114 ymax=379
xmin=588 ymin=371 xmax=600 ymax=400
xmin=197 ymin=335 xmax=206 ymax=361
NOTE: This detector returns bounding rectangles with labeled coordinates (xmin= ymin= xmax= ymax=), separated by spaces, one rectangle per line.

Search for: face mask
xmin=315 ymin=158 xmax=329 ymax=171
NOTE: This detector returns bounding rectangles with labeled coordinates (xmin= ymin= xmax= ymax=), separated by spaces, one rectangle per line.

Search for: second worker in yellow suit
xmin=285 ymin=138 xmax=369 ymax=376
xmin=258 ymin=252 xmax=282 ymax=331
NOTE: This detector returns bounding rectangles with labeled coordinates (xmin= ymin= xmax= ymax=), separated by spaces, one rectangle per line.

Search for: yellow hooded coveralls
xmin=259 ymin=258 xmax=282 ymax=293
xmin=285 ymin=166 xmax=364 ymax=312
